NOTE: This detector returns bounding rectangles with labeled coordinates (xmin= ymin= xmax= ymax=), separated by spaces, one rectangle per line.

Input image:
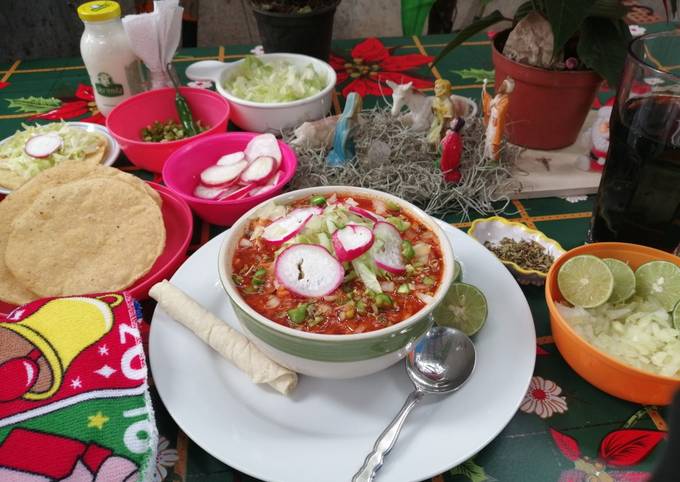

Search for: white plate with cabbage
xmin=0 ymin=121 xmax=120 ymax=193
xmin=186 ymin=53 xmax=337 ymax=133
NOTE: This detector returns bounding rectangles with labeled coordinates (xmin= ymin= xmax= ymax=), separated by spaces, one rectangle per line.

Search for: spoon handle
xmin=352 ymin=389 xmax=424 ymax=482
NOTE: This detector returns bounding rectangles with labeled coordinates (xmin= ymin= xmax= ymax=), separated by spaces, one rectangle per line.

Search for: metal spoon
xmin=352 ymin=326 xmax=476 ymax=482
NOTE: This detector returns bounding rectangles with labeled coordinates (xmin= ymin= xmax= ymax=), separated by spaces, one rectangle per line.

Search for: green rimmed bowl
xmin=217 ymin=186 xmax=455 ymax=378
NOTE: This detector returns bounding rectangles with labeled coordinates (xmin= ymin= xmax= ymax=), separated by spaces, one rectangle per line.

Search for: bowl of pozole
xmin=217 ymin=186 xmax=455 ymax=378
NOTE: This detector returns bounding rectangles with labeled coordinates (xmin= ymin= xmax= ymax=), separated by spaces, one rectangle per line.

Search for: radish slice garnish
xmin=217 ymin=151 xmax=246 ymax=166
xmin=332 ymin=224 xmax=374 ymax=262
xmin=24 ymin=134 xmax=62 ymax=158
xmin=194 ymin=184 xmax=229 ymax=199
xmin=348 ymin=205 xmax=384 ymax=223
xmin=245 ymin=133 xmax=282 ymax=167
xmin=218 ymin=184 xmax=256 ymax=200
xmin=262 ymin=207 xmax=323 ymax=245
xmin=275 ymin=244 xmax=344 ymax=298
xmin=200 ymin=161 xmax=247 ymax=186
xmin=240 ymin=156 xmax=276 ymax=184
xmin=372 ymin=221 xmax=406 ymax=274
xmin=249 ymin=171 xmax=282 ymax=197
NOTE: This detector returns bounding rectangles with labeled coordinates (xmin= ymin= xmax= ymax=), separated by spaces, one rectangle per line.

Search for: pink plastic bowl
xmin=106 ymin=87 xmax=230 ymax=173
xmin=162 ymin=132 xmax=298 ymax=226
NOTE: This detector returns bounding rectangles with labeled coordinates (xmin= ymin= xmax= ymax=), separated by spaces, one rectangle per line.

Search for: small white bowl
xmin=186 ymin=54 xmax=337 ymax=133
xmin=0 ymin=121 xmax=120 ymax=195
xmin=468 ymin=216 xmax=565 ymax=286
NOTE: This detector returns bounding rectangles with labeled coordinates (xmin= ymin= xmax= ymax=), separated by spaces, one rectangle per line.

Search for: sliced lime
xmin=673 ymin=300 xmax=680 ymax=330
xmin=635 ymin=260 xmax=680 ymax=312
xmin=433 ymin=282 xmax=488 ymax=336
xmin=603 ymin=258 xmax=636 ymax=304
xmin=557 ymin=255 xmax=614 ymax=308
xmin=453 ymin=260 xmax=463 ymax=283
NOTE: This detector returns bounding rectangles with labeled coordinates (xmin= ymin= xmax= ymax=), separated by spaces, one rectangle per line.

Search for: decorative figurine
xmin=327 ymin=93 xmax=363 ymax=167
xmin=577 ymin=98 xmax=613 ymax=172
xmin=387 ymin=80 xmax=432 ymax=132
xmin=482 ymin=77 xmax=515 ymax=160
xmin=291 ymin=115 xmax=340 ymax=149
xmin=427 ymin=79 xmax=455 ymax=146
xmin=440 ymin=117 xmax=465 ymax=183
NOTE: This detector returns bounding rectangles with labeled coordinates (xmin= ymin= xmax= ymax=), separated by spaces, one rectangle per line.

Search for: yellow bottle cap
xmin=78 ymin=1 xmax=121 ymax=22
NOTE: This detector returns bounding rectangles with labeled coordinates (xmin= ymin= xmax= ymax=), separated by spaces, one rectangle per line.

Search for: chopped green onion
xmin=356 ymin=300 xmax=367 ymax=313
xmin=423 ymin=276 xmax=435 ymax=286
xmin=287 ymin=303 xmax=309 ymax=324
xmin=402 ymin=240 xmax=415 ymax=260
xmin=375 ymin=293 xmax=393 ymax=309
xmin=232 ymin=274 xmax=244 ymax=286
xmin=254 ymin=268 xmax=267 ymax=277
xmin=405 ymin=264 xmax=415 ymax=275
xmin=310 ymin=195 xmax=326 ymax=206
xmin=252 ymin=277 xmax=265 ymax=286
xmin=386 ymin=200 xmax=401 ymax=212
xmin=397 ymin=283 xmax=410 ymax=294
xmin=386 ymin=216 xmax=410 ymax=232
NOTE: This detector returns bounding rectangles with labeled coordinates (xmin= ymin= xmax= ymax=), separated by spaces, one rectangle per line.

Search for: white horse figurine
xmin=387 ymin=80 xmax=479 ymax=132
xmin=387 ymin=80 xmax=433 ymax=132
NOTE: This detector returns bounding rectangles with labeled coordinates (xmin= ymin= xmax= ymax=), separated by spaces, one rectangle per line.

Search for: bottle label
xmin=94 ymin=72 xmax=124 ymax=97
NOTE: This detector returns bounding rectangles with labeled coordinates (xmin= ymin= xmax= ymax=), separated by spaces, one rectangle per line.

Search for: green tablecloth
xmin=0 ymin=30 xmax=671 ymax=482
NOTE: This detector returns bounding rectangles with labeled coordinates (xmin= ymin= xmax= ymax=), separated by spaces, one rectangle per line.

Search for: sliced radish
xmin=240 ymin=156 xmax=276 ymax=185
xmin=262 ymin=207 xmax=323 ymax=245
xmin=218 ymin=184 xmax=256 ymax=201
xmin=275 ymin=244 xmax=344 ymax=298
xmin=249 ymin=171 xmax=282 ymax=197
xmin=332 ymin=224 xmax=374 ymax=262
xmin=217 ymin=151 xmax=246 ymax=166
xmin=245 ymin=133 xmax=282 ymax=167
xmin=194 ymin=184 xmax=229 ymax=199
xmin=372 ymin=221 xmax=405 ymax=274
xmin=200 ymin=161 xmax=247 ymax=186
xmin=348 ymin=205 xmax=383 ymax=223
xmin=24 ymin=134 xmax=62 ymax=158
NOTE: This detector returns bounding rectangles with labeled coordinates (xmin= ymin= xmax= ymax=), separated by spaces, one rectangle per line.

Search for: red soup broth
xmin=231 ymin=194 xmax=443 ymax=334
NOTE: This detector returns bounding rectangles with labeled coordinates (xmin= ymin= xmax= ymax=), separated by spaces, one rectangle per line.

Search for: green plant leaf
xmin=514 ymin=1 xmax=535 ymax=21
xmin=544 ymin=0 xmax=594 ymax=55
xmin=433 ymin=10 xmax=506 ymax=66
xmin=577 ymin=17 xmax=631 ymax=88
xmin=451 ymin=68 xmax=495 ymax=83
xmin=588 ymin=0 xmax=629 ymax=19
xmin=401 ymin=0 xmax=437 ymax=36
xmin=5 ymin=96 xmax=62 ymax=113
xmin=451 ymin=459 xmax=492 ymax=482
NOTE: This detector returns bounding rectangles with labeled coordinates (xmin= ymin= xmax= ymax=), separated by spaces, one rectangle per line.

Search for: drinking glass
xmin=590 ymin=31 xmax=680 ymax=251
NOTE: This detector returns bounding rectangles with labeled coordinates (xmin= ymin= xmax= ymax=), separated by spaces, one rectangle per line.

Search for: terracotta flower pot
xmin=492 ymin=30 xmax=602 ymax=150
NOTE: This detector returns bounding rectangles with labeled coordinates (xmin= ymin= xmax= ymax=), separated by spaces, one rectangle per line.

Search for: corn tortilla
xmin=0 ymin=162 xmax=161 ymax=304
xmin=5 ymin=177 xmax=165 ymax=297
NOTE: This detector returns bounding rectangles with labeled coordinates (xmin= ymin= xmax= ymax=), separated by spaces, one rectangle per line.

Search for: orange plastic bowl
xmin=546 ymin=242 xmax=680 ymax=405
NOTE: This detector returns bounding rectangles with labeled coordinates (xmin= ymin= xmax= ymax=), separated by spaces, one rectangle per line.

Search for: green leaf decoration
xmin=450 ymin=459 xmax=494 ymax=482
xmin=433 ymin=10 xmax=506 ymax=66
xmin=451 ymin=68 xmax=495 ymax=83
xmin=544 ymin=0 xmax=594 ymax=55
xmin=6 ymin=96 xmax=62 ymax=114
xmin=401 ymin=0 xmax=437 ymax=36
xmin=577 ymin=17 xmax=631 ymax=88
xmin=588 ymin=0 xmax=630 ymax=19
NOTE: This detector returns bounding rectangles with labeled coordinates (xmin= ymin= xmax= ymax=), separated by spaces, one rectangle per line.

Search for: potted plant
xmin=248 ymin=0 xmax=342 ymax=61
xmin=433 ymin=1 xmax=644 ymax=149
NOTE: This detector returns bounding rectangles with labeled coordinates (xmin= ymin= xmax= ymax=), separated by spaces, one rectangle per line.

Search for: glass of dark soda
xmin=590 ymin=31 xmax=680 ymax=252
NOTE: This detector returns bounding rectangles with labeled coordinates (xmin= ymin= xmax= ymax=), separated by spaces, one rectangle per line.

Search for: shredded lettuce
xmin=224 ymin=56 xmax=327 ymax=103
xmin=557 ymin=296 xmax=680 ymax=377
xmin=0 ymin=122 xmax=103 ymax=179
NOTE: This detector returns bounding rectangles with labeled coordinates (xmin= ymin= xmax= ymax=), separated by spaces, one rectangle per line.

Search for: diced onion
xmin=380 ymin=281 xmax=395 ymax=292
xmin=265 ymin=296 xmax=281 ymax=309
xmin=416 ymin=293 xmax=434 ymax=304
xmin=239 ymin=238 xmax=253 ymax=248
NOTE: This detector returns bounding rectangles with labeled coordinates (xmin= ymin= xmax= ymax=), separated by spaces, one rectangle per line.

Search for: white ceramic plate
xmin=149 ymin=220 xmax=536 ymax=482
xmin=0 ymin=121 xmax=120 ymax=195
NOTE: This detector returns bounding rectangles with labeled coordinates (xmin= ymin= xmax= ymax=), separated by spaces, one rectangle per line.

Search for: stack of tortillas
xmin=0 ymin=162 xmax=166 ymax=305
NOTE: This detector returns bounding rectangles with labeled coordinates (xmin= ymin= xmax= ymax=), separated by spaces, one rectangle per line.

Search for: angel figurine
xmin=440 ymin=117 xmax=465 ymax=183
xmin=326 ymin=93 xmax=363 ymax=167
xmin=482 ymin=77 xmax=515 ymax=160
xmin=427 ymin=79 xmax=455 ymax=146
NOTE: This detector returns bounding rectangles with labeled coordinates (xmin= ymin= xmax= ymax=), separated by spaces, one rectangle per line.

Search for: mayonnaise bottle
xmin=78 ymin=1 xmax=143 ymax=116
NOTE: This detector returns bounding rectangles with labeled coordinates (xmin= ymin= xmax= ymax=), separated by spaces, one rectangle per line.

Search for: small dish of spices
xmin=468 ymin=216 xmax=565 ymax=285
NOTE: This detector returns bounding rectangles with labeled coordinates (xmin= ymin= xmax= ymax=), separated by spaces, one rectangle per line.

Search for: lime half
xmin=557 ymin=255 xmax=614 ymax=308
xmin=453 ymin=260 xmax=463 ymax=283
xmin=603 ymin=258 xmax=636 ymax=304
xmin=635 ymin=260 xmax=680 ymax=312
xmin=433 ymin=282 xmax=488 ymax=336
xmin=672 ymin=301 xmax=680 ymax=330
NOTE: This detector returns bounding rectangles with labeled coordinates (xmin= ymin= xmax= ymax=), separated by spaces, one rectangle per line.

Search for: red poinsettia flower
xmin=330 ymin=37 xmax=434 ymax=97
xmin=0 ymin=81 xmax=9 ymax=90
xmin=29 ymin=84 xmax=104 ymax=125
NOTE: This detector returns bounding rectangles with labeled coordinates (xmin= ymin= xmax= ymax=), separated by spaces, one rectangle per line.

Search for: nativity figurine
xmin=440 ymin=117 xmax=465 ymax=183
xmin=427 ymin=79 xmax=455 ymax=146
xmin=482 ymin=77 xmax=515 ymax=161
xmin=326 ymin=92 xmax=363 ymax=167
